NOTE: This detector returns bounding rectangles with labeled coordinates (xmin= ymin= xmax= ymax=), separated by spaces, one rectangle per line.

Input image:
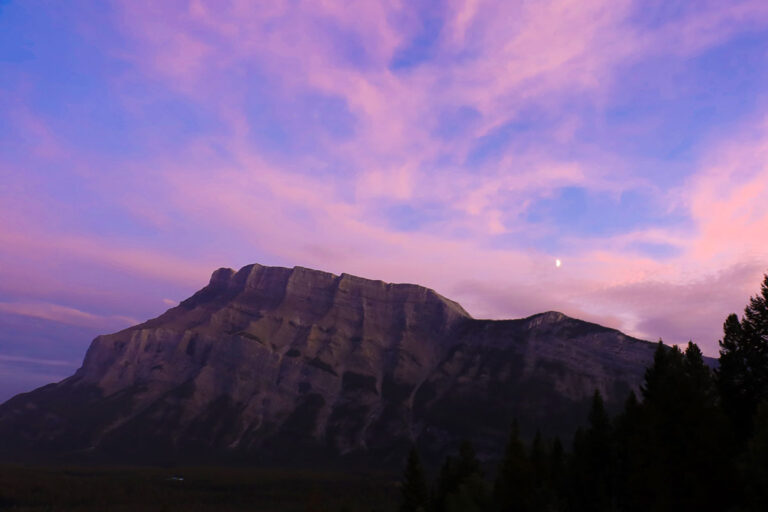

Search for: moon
xmin=555 ymin=259 xmax=562 ymax=268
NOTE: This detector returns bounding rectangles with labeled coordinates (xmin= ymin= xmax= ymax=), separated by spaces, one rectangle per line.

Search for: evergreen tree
xmin=432 ymin=456 xmax=457 ymax=512
xmin=527 ymin=430 xmax=564 ymax=511
xmin=625 ymin=341 xmax=729 ymax=511
xmin=569 ymin=390 xmax=614 ymax=512
xmin=529 ymin=430 xmax=549 ymax=510
xmin=400 ymin=446 xmax=429 ymax=512
xmin=718 ymin=275 xmax=768 ymax=439
xmin=529 ymin=430 xmax=546 ymax=483
xmin=493 ymin=423 xmax=534 ymax=512
xmin=640 ymin=340 xmax=672 ymax=403
xmin=444 ymin=470 xmax=490 ymax=512
xmin=743 ymin=401 xmax=768 ymax=511
xmin=624 ymin=343 xmax=683 ymax=511
xmin=614 ymin=391 xmax=642 ymax=512
xmin=433 ymin=440 xmax=487 ymax=512
xmin=456 ymin=440 xmax=482 ymax=482
xmin=680 ymin=342 xmax=731 ymax=510
xmin=548 ymin=437 xmax=567 ymax=510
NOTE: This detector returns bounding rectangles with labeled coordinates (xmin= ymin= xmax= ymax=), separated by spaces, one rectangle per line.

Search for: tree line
xmin=400 ymin=274 xmax=768 ymax=512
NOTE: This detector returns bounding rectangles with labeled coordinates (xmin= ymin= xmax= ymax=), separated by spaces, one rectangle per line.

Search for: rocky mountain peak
xmin=0 ymin=263 xmax=662 ymax=465
xmin=208 ymin=267 xmax=237 ymax=287
xmin=526 ymin=311 xmax=568 ymax=326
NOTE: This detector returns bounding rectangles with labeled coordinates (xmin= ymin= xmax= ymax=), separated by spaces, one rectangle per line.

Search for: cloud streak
xmin=0 ymin=301 xmax=137 ymax=330
xmin=0 ymin=354 xmax=78 ymax=368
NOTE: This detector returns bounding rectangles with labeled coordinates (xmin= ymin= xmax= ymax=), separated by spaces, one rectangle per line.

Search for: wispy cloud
xmin=1 ymin=0 xmax=768 ymax=395
xmin=0 ymin=301 xmax=137 ymax=329
xmin=0 ymin=354 xmax=78 ymax=368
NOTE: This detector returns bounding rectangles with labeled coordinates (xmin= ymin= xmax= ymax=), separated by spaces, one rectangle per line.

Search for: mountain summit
xmin=0 ymin=263 xmax=660 ymax=464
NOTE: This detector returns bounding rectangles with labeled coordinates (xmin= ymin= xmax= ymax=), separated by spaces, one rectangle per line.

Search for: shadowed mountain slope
xmin=0 ymin=264 xmax=665 ymax=465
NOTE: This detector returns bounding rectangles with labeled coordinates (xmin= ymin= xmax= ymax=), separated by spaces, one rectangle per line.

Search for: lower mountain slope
xmin=0 ymin=263 xmax=660 ymax=464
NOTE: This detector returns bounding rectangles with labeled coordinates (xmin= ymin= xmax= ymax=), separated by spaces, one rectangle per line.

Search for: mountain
xmin=0 ymin=263 xmax=663 ymax=465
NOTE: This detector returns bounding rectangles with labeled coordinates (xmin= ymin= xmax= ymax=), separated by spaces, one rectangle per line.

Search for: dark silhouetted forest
xmin=400 ymin=274 xmax=768 ymax=512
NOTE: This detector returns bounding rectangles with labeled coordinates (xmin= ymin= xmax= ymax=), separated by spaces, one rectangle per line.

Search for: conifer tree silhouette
xmin=718 ymin=274 xmax=768 ymax=439
xmin=400 ymin=446 xmax=429 ymax=512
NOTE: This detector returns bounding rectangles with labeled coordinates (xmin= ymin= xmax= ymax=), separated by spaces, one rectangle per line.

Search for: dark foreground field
xmin=0 ymin=465 xmax=399 ymax=511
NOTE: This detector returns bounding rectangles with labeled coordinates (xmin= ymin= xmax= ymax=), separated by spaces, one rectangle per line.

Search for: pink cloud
xmin=686 ymin=120 xmax=768 ymax=267
xmin=126 ymin=111 xmax=768 ymax=356
xmin=0 ymin=227 xmax=213 ymax=286
xmin=6 ymin=0 xmax=768 ymax=366
xmin=104 ymin=0 xmax=768 ymax=221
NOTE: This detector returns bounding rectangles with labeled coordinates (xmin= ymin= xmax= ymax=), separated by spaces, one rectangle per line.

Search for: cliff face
xmin=0 ymin=264 xmax=659 ymax=464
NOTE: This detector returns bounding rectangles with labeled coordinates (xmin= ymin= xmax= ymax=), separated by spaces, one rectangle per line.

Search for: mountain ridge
xmin=0 ymin=263 xmax=669 ymax=465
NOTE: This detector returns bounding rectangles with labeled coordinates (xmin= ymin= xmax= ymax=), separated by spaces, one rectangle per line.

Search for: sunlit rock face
xmin=0 ymin=264 xmax=663 ymax=464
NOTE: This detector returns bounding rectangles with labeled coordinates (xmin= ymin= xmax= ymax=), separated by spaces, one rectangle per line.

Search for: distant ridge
xmin=0 ymin=263 xmax=666 ymax=465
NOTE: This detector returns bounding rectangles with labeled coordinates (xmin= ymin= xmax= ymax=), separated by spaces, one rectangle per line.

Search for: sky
xmin=2 ymin=0 xmax=768 ymax=402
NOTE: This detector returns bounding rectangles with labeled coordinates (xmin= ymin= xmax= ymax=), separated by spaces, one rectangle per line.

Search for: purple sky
xmin=2 ymin=0 xmax=768 ymax=402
